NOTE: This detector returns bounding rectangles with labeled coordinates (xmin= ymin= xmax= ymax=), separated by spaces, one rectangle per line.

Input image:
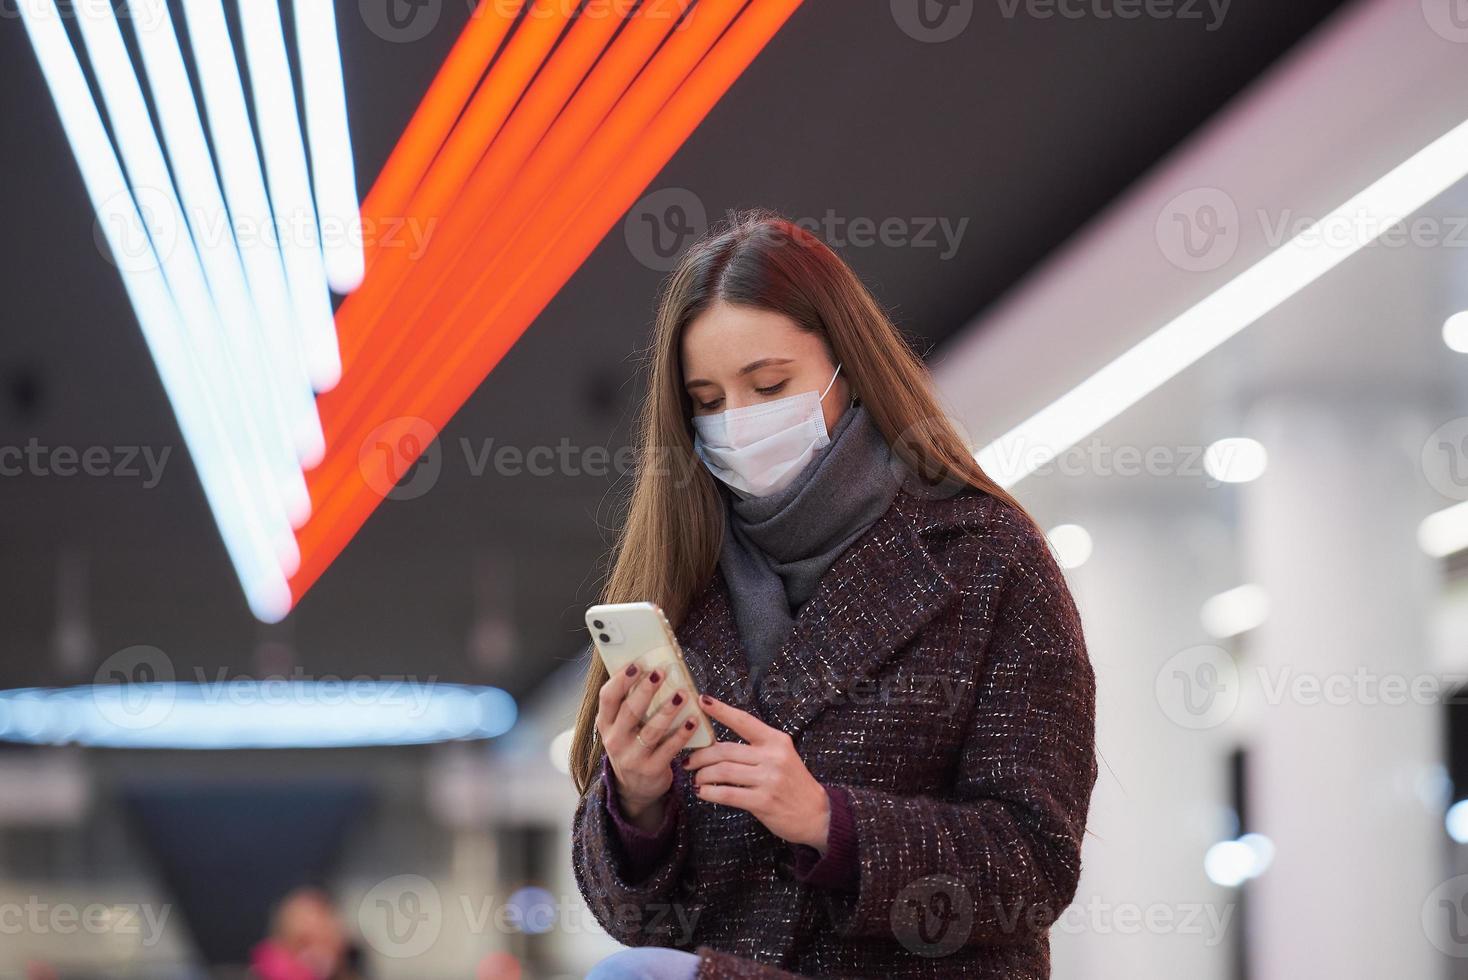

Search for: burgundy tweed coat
xmin=571 ymin=485 xmax=1098 ymax=979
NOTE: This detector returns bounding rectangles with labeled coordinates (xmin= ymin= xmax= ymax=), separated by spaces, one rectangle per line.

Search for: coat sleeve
xmin=815 ymin=513 xmax=1098 ymax=947
xmin=571 ymin=752 xmax=701 ymax=947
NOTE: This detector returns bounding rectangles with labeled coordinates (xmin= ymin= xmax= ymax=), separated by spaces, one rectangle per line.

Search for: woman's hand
xmin=597 ymin=662 xmax=701 ymax=832
xmin=683 ymin=695 xmax=831 ymax=852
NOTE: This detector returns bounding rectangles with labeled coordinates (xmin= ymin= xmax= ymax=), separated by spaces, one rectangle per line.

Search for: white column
xmin=1241 ymin=392 xmax=1440 ymax=980
xmin=1051 ymin=490 xmax=1236 ymax=980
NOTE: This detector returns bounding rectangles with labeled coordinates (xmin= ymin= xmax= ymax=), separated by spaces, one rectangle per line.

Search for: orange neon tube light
xmin=337 ymin=0 xmax=643 ymax=372
xmin=291 ymin=0 xmax=806 ymax=601
xmin=320 ymin=0 xmax=716 ymax=458
xmin=358 ymin=0 xmax=521 ymax=273
xmin=306 ymin=0 xmax=742 ymax=517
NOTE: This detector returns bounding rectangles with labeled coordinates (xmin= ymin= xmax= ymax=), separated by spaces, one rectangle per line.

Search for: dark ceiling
xmin=0 ymin=0 xmax=1354 ymax=702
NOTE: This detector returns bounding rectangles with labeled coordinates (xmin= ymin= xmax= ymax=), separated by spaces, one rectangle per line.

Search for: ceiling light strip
xmin=236 ymin=0 xmax=342 ymax=391
xmin=976 ymin=114 xmax=1468 ymax=489
xmin=293 ymin=0 xmax=365 ymax=293
xmin=128 ymin=0 xmax=311 ymax=525
xmin=16 ymin=0 xmax=292 ymax=621
xmin=73 ymin=2 xmax=301 ymax=571
xmin=290 ymin=0 xmax=806 ymax=600
xmin=178 ymin=0 xmax=324 ymax=464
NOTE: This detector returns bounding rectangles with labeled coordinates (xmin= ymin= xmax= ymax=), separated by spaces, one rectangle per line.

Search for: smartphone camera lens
xmin=598 ymin=632 xmax=611 ymax=643
xmin=592 ymin=619 xmax=605 ymax=630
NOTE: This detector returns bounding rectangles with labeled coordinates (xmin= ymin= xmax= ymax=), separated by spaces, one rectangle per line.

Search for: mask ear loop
xmin=820 ymin=362 xmax=843 ymax=401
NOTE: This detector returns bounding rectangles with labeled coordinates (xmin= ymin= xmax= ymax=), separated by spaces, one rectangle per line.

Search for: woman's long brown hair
xmin=568 ymin=208 xmax=1042 ymax=794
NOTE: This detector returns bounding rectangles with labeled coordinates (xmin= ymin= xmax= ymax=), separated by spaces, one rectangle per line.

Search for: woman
xmin=570 ymin=210 xmax=1097 ymax=980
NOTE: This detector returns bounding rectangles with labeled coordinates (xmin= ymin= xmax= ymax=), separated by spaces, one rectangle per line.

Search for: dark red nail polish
xmin=699 ymin=694 xmax=712 ymax=705
xmin=671 ymin=692 xmax=683 ymax=705
xmin=684 ymin=718 xmax=695 ymax=730
xmin=648 ymin=671 xmax=661 ymax=684
xmin=624 ymin=664 xmax=637 ymax=676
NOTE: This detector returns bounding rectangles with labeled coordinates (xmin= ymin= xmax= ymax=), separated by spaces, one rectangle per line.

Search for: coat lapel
xmin=678 ymin=494 xmax=959 ymax=743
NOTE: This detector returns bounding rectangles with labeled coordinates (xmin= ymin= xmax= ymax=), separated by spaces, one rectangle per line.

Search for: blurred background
xmin=4 ymin=0 xmax=1468 ymax=976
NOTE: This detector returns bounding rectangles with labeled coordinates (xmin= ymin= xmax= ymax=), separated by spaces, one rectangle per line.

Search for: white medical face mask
xmin=691 ymin=363 xmax=843 ymax=499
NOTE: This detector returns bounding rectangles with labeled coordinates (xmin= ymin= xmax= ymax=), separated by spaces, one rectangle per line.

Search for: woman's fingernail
xmin=671 ymin=692 xmax=683 ymax=706
xmin=624 ymin=664 xmax=638 ymax=676
xmin=684 ymin=718 xmax=695 ymax=730
xmin=699 ymin=694 xmax=712 ymax=705
xmin=648 ymin=671 xmax=661 ymax=684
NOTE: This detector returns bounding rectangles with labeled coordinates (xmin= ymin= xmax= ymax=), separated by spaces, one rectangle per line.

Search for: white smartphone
xmin=586 ymin=602 xmax=715 ymax=750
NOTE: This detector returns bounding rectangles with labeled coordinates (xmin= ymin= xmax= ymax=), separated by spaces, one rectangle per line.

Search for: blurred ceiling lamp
xmin=1045 ymin=523 xmax=1093 ymax=569
xmin=1444 ymin=311 xmax=1468 ymax=353
xmin=979 ymin=116 xmax=1468 ymax=488
xmin=1204 ymin=832 xmax=1275 ymax=887
xmin=1203 ymin=436 xmax=1268 ymax=484
xmin=17 ymin=0 xmax=362 ymax=622
xmin=0 ymin=681 xmax=516 ymax=749
xmin=1419 ymin=500 xmax=1468 ymax=558
xmin=285 ymin=0 xmax=807 ymax=607
xmin=1200 ymin=583 xmax=1270 ymax=639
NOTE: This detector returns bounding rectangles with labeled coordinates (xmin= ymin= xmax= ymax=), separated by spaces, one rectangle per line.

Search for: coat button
xmin=773 ymin=856 xmax=795 ymax=881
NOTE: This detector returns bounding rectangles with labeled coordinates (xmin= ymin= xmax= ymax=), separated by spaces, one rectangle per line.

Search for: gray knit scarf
xmin=716 ymin=403 xmax=899 ymax=693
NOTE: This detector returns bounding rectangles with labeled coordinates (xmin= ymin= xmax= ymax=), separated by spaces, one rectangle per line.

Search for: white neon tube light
xmin=294 ymin=0 xmax=365 ymax=294
xmin=73 ymin=3 xmax=300 ymax=573
xmin=177 ymin=0 xmax=325 ymax=466
xmin=236 ymin=0 xmax=343 ymax=392
xmin=16 ymin=0 xmax=292 ymax=621
xmin=127 ymin=0 xmax=311 ymax=526
xmin=978 ymin=117 xmax=1468 ymax=488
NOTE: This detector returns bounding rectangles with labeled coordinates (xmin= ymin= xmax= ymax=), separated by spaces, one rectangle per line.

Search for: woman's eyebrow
xmin=684 ymin=357 xmax=795 ymax=389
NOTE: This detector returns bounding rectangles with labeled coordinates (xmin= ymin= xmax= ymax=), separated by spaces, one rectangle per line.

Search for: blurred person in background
xmin=250 ymin=886 xmax=363 ymax=980
xmin=568 ymin=210 xmax=1098 ymax=979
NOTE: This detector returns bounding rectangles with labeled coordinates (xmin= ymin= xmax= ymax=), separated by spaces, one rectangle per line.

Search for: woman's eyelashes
xmin=691 ymin=380 xmax=787 ymax=411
